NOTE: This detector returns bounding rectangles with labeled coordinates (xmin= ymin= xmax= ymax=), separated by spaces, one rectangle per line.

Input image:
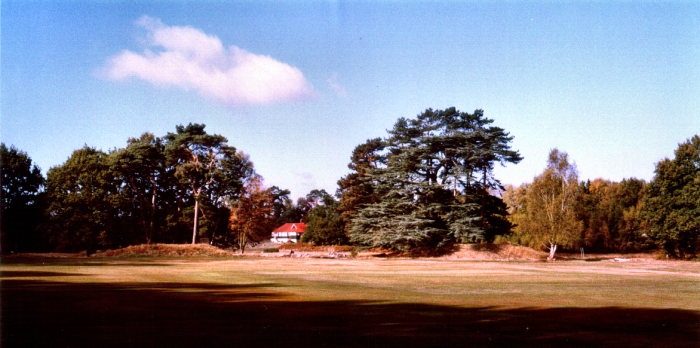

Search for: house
xmin=271 ymin=222 xmax=306 ymax=243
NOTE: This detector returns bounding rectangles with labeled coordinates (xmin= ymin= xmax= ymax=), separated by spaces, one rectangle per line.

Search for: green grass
xmin=2 ymin=256 xmax=699 ymax=347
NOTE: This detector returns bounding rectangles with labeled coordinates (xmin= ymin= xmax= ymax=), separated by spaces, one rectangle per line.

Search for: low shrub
xmin=100 ymin=244 xmax=234 ymax=257
xmin=279 ymin=243 xmax=354 ymax=252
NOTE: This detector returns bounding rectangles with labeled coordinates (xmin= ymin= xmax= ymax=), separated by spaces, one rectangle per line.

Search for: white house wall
xmin=271 ymin=232 xmax=302 ymax=243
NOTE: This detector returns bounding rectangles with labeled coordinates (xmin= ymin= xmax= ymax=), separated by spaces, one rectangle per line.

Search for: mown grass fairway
xmin=2 ymin=256 xmax=699 ymax=347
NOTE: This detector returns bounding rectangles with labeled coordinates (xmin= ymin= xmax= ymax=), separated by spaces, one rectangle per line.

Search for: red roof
xmin=273 ymin=223 xmax=307 ymax=233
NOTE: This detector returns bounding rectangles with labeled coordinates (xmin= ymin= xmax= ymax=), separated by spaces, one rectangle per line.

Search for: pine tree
xmin=344 ymin=108 xmax=522 ymax=251
xmin=164 ymin=123 xmax=254 ymax=244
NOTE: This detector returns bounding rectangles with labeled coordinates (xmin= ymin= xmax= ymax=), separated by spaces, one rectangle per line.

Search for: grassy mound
xmin=443 ymin=243 xmax=547 ymax=261
xmin=99 ymin=244 xmax=235 ymax=257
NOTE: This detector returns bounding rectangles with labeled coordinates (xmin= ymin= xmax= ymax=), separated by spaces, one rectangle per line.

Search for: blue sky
xmin=2 ymin=1 xmax=699 ymax=199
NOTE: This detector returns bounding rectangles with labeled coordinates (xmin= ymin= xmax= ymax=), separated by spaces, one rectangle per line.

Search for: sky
xmin=2 ymin=1 xmax=699 ymax=200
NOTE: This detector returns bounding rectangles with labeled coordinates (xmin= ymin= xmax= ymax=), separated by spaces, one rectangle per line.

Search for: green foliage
xmin=343 ymin=108 xmax=522 ymax=251
xmin=505 ymin=143 xmax=698 ymax=256
xmin=112 ymin=133 xmax=169 ymax=244
xmin=39 ymin=125 xmax=260 ymax=252
xmin=44 ymin=146 xmax=138 ymax=252
xmin=504 ymin=149 xmax=581 ymax=257
xmin=278 ymin=189 xmax=337 ymax=225
xmin=1 ymin=143 xmax=46 ymax=252
xmin=337 ymin=138 xmax=385 ymax=221
xmin=267 ymin=186 xmax=293 ymax=226
xmin=164 ymin=123 xmax=254 ymax=244
xmin=348 ymin=187 xmax=450 ymax=250
xmin=298 ymin=189 xmax=348 ymax=245
xmin=576 ymin=178 xmax=652 ymax=252
xmin=302 ymin=204 xmax=348 ymax=245
xmin=641 ymin=135 xmax=700 ymax=258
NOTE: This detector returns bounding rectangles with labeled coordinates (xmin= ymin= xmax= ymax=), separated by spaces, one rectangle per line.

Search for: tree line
xmin=502 ymin=136 xmax=700 ymax=259
xmin=302 ymin=109 xmax=698 ymax=258
xmin=2 ymin=110 xmax=699 ymax=258
xmin=1 ymin=124 xmax=315 ymax=253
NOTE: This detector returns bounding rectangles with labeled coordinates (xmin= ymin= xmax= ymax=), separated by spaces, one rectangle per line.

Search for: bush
xmin=262 ymin=248 xmax=279 ymax=253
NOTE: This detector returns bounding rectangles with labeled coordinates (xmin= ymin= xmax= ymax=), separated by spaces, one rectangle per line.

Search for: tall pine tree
xmin=343 ymin=108 xmax=522 ymax=251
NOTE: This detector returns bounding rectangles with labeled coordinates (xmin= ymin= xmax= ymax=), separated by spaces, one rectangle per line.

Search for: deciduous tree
xmin=301 ymin=190 xmax=348 ymax=245
xmin=575 ymin=178 xmax=649 ymax=252
xmin=641 ymin=135 xmax=700 ymax=258
xmin=44 ymin=147 xmax=134 ymax=253
xmin=228 ymin=177 xmax=275 ymax=253
xmin=506 ymin=149 xmax=582 ymax=260
xmin=1 ymin=144 xmax=45 ymax=252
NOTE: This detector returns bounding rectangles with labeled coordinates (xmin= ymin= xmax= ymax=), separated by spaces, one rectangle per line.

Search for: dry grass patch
xmin=263 ymin=242 xmax=558 ymax=261
xmin=2 ymin=256 xmax=699 ymax=347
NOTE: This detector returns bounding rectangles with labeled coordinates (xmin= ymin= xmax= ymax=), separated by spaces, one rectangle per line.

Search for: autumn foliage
xmin=228 ymin=177 xmax=277 ymax=253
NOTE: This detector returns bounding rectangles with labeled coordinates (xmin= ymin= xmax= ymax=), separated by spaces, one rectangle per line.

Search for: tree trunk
xmin=547 ymin=242 xmax=557 ymax=261
xmin=192 ymin=199 xmax=199 ymax=244
xmin=148 ymin=183 xmax=156 ymax=244
xmin=129 ymin=177 xmax=150 ymax=244
xmin=147 ymin=195 xmax=155 ymax=244
xmin=238 ymin=231 xmax=246 ymax=254
xmin=481 ymin=166 xmax=487 ymax=231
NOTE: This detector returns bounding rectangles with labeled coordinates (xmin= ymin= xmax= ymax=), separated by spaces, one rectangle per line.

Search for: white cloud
xmin=326 ymin=72 xmax=348 ymax=97
xmin=103 ymin=16 xmax=315 ymax=106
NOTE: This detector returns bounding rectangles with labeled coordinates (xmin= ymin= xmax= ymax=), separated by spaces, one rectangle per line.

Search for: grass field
xmin=2 ymin=256 xmax=699 ymax=347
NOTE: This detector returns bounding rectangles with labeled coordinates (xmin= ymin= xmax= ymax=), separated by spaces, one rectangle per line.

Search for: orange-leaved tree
xmin=228 ymin=177 xmax=276 ymax=254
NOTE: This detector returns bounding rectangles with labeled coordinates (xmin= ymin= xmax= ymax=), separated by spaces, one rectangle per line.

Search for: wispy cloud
xmin=294 ymin=172 xmax=318 ymax=197
xmin=326 ymin=72 xmax=348 ymax=97
xmin=102 ymin=16 xmax=315 ymax=106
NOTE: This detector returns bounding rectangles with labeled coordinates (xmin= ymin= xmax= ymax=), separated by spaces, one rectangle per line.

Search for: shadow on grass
xmin=3 ymin=271 xmax=699 ymax=348
xmin=0 ymin=270 xmax=86 ymax=278
xmin=1 ymin=256 xmax=176 ymax=267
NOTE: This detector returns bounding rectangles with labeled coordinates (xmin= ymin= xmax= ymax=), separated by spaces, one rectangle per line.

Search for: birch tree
xmin=517 ymin=149 xmax=582 ymax=260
